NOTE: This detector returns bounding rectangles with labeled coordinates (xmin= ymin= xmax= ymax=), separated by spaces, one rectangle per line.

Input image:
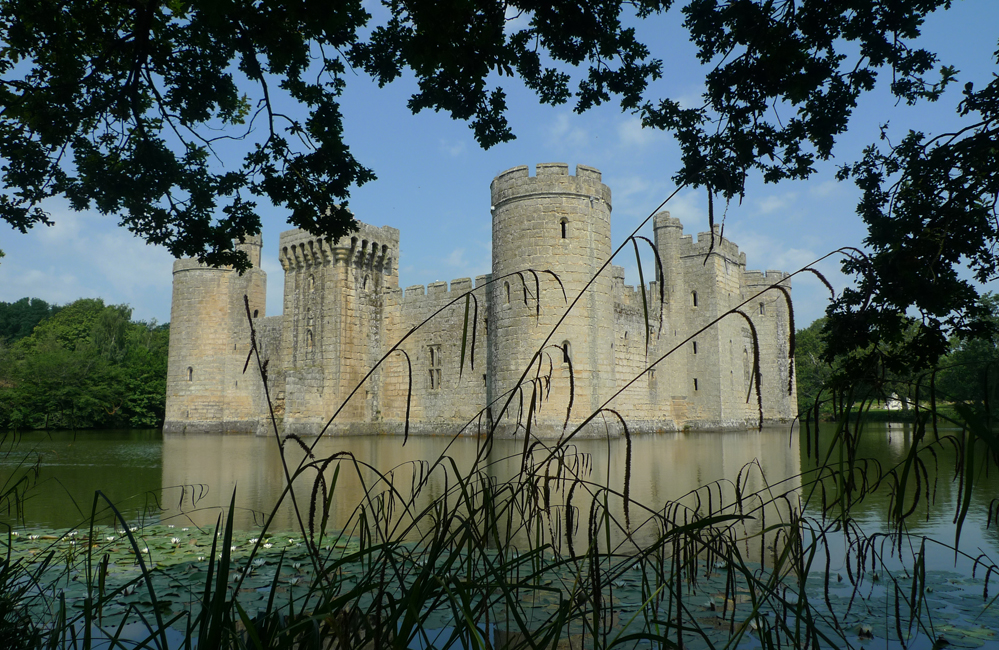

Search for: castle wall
xmin=377 ymin=276 xmax=492 ymax=434
xmin=164 ymin=165 xmax=797 ymax=438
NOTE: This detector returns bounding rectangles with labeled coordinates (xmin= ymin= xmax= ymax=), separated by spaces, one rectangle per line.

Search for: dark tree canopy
xmin=1 ymin=0 xmax=996 ymax=365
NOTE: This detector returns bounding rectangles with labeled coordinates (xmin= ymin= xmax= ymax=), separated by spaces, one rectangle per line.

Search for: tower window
xmin=187 ymin=367 xmax=193 ymax=382
xmin=428 ymin=345 xmax=442 ymax=390
xmin=691 ymin=291 xmax=698 ymax=307
xmin=306 ymin=329 xmax=314 ymax=349
xmin=693 ymin=378 xmax=699 ymax=391
xmin=560 ymin=218 xmax=568 ymax=239
xmin=693 ymin=341 xmax=698 ymax=354
xmin=484 ymin=317 xmax=489 ymax=334
xmin=759 ymin=302 xmax=765 ymax=316
xmin=504 ymin=282 xmax=510 ymax=304
xmin=561 ymin=340 xmax=571 ymax=364
xmin=253 ymin=309 xmax=259 ymax=318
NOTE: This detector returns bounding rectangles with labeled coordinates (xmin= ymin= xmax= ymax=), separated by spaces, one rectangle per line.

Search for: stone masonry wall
xmin=164 ymin=167 xmax=797 ymax=437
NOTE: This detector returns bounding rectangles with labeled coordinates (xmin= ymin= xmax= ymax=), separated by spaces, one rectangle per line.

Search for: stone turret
xmin=163 ymin=239 xmax=267 ymax=434
xmin=489 ymin=163 xmax=614 ymax=432
xmin=278 ymin=223 xmax=400 ymax=434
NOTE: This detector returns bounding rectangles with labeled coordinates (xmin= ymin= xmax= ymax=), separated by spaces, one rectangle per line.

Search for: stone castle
xmin=164 ymin=164 xmax=796 ymax=436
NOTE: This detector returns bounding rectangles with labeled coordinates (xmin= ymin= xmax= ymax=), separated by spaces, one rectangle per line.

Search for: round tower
xmin=489 ymin=163 xmax=614 ymax=433
xmin=164 ymin=236 xmax=267 ymax=434
xmin=164 ymin=259 xmax=233 ymax=433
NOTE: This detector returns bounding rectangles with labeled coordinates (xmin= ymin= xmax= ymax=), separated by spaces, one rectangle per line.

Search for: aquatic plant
xmin=3 ymin=194 xmax=999 ymax=649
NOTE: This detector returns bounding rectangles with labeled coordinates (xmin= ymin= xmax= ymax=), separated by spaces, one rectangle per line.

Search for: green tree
xmin=0 ymin=298 xmax=169 ymax=430
xmin=0 ymin=298 xmax=62 ymax=344
xmin=937 ymin=293 xmax=999 ymax=403
xmin=1 ymin=0 xmax=995 ymax=363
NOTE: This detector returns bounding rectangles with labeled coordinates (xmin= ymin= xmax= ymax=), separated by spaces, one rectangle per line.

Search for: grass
xmin=2 ymin=200 xmax=999 ymax=648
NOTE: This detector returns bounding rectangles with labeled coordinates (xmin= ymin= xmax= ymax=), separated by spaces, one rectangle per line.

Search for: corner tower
xmin=164 ymin=235 xmax=267 ymax=434
xmin=489 ymin=163 xmax=614 ymax=433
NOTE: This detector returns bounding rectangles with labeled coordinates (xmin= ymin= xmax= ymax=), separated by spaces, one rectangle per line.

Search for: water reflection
xmin=4 ymin=424 xmax=996 ymax=560
xmin=154 ymin=428 xmax=802 ymax=553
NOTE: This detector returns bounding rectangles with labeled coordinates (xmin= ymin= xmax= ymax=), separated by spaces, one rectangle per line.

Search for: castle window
xmin=484 ymin=317 xmax=488 ymax=335
xmin=693 ymin=378 xmax=699 ymax=391
xmin=504 ymin=282 xmax=510 ymax=304
xmin=560 ymin=218 xmax=568 ymax=239
xmin=363 ymin=275 xmax=369 ymax=290
xmin=693 ymin=341 xmax=698 ymax=354
xmin=309 ymin=275 xmax=316 ymax=291
xmin=306 ymin=329 xmax=314 ymax=349
xmin=187 ymin=367 xmax=193 ymax=382
xmin=253 ymin=309 xmax=259 ymax=318
xmin=561 ymin=340 xmax=571 ymax=365
xmin=428 ymin=345 xmax=442 ymax=390
xmin=759 ymin=302 xmax=765 ymax=316
xmin=691 ymin=291 xmax=698 ymax=307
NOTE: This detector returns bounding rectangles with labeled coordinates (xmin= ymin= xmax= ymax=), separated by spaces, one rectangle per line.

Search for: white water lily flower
xmin=231 ymin=545 xmax=237 ymax=552
xmin=198 ymin=556 xmax=205 ymax=562
xmin=263 ymin=543 xmax=273 ymax=549
xmin=11 ymin=532 xmax=17 ymax=537
xmin=167 ymin=524 xmax=175 ymax=528
xmin=106 ymin=536 xmax=115 ymax=542
xmin=249 ymin=538 xmax=259 ymax=544
xmin=292 ymin=562 xmax=302 ymax=570
xmin=28 ymin=535 xmax=39 ymax=540
xmin=171 ymin=537 xmax=180 ymax=544
xmin=252 ymin=559 xmax=265 ymax=567
xmin=130 ymin=527 xmax=138 ymax=532
xmin=143 ymin=547 xmax=150 ymax=554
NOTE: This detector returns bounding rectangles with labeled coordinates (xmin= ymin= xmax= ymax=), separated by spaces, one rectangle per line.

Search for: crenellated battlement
xmin=743 ymin=270 xmax=791 ymax=286
xmin=490 ymin=163 xmax=611 ymax=210
xmin=278 ymin=223 xmax=400 ymax=273
xmin=683 ymin=228 xmax=743 ymax=262
xmin=395 ymin=277 xmax=491 ymax=303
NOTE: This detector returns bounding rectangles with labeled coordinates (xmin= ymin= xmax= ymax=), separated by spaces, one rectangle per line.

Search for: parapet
xmin=653 ymin=211 xmax=682 ymax=230
xmin=678 ymin=227 xmax=742 ymax=263
xmin=744 ymin=270 xmax=791 ymax=287
xmin=490 ymin=163 xmax=612 ymax=209
xmin=400 ymin=277 xmax=488 ymax=303
xmin=279 ymin=222 xmax=400 ymax=272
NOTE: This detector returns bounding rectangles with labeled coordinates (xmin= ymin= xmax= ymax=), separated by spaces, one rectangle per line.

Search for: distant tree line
xmin=795 ymin=293 xmax=999 ymax=417
xmin=0 ymin=298 xmax=168 ymax=430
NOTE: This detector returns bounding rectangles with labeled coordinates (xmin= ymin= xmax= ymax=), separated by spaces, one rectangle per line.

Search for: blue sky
xmin=1 ymin=2 xmax=997 ymax=328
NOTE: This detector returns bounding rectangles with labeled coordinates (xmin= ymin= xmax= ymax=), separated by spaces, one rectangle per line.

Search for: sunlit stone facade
xmin=164 ymin=164 xmax=796 ymax=436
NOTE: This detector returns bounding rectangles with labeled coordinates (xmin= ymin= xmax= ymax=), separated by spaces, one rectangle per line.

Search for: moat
xmin=4 ymin=424 xmax=998 ymax=563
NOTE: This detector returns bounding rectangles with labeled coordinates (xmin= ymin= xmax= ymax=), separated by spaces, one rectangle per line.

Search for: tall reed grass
xmin=2 ymin=195 xmax=998 ymax=649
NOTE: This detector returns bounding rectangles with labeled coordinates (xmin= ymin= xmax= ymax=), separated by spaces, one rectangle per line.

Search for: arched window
xmin=306 ymin=329 xmax=314 ymax=349
xmin=759 ymin=302 xmax=765 ymax=316
xmin=253 ymin=309 xmax=259 ymax=318
xmin=691 ymin=291 xmax=698 ymax=307
xmin=309 ymin=274 xmax=316 ymax=291
xmin=693 ymin=341 xmax=698 ymax=354
xmin=560 ymin=218 xmax=568 ymax=239
xmin=363 ymin=275 xmax=369 ymax=290
xmin=561 ymin=341 xmax=571 ymax=364
xmin=187 ymin=367 xmax=193 ymax=382
xmin=504 ymin=282 xmax=511 ymax=304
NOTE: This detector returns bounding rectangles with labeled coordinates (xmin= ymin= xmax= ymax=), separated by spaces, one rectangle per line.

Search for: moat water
xmin=3 ymin=424 xmax=997 ymax=563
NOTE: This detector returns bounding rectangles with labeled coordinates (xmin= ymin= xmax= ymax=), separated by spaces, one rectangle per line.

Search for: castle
xmin=164 ymin=164 xmax=796 ymax=437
